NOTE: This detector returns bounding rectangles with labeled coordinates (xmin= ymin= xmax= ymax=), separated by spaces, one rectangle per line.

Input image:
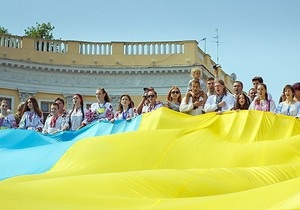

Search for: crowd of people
xmin=1 ymin=66 xmax=300 ymax=133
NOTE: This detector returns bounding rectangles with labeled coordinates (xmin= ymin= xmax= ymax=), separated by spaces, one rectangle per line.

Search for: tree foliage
xmin=0 ymin=26 xmax=9 ymax=35
xmin=24 ymin=22 xmax=55 ymax=39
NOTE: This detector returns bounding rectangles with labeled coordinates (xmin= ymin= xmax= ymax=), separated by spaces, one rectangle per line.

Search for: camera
xmin=143 ymin=91 xmax=147 ymax=98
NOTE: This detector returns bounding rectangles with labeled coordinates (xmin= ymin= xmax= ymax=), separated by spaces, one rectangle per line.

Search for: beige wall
xmin=0 ymin=35 xmax=235 ymax=113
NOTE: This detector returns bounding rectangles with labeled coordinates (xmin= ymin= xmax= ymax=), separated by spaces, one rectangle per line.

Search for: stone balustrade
xmin=123 ymin=42 xmax=184 ymax=55
xmin=0 ymin=34 xmax=204 ymax=68
xmin=79 ymin=42 xmax=112 ymax=55
xmin=35 ymin=38 xmax=68 ymax=53
xmin=0 ymin=34 xmax=22 ymax=48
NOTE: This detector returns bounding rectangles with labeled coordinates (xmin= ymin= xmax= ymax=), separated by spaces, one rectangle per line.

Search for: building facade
xmin=0 ymin=35 xmax=235 ymax=118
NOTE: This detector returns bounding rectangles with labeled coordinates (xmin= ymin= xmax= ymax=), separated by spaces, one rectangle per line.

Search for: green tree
xmin=24 ymin=22 xmax=55 ymax=39
xmin=0 ymin=26 xmax=9 ymax=35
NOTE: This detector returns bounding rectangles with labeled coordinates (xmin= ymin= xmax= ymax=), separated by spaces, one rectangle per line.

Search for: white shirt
xmin=0 ymin=114 xmax=16 ymax=129
xmin=249 ymin=99 xmax=276 ymax=112
xmin=203 ymin=93 xmax=235 ymax=113
xmin=275 ymin=101 xmax=300 ymax=117
xmin=42 ymin=116 xmax=65 ymax=134
xmin=19 ymin=111 xmax=43 ymax=130
xmin=90 ymin=102 xmax=114 ymax=121
xmin=142 ymin=101 xmax=163 ymax=113
xmin=114 ymin=108 xmax=137 ymax=120
xmin=64 ymin=108 xmax=87 ymax=131
xmin=180 ymin=96 xmax=203 ymax=116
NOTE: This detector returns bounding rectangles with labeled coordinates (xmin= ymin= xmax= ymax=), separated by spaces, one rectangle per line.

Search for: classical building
xmin=0 ymin=34 xmax=236 ymax=118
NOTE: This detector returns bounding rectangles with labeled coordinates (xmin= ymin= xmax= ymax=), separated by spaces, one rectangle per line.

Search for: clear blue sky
xmin=2 ymin=0 xmax=300 ymax=102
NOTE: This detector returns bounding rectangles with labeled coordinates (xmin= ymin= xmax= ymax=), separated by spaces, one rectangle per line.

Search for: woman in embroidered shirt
xmin=248 ymin=83 xmax=276 ymax=112
xmin=42 ymin=103 xmax=65 ymax=134
xmin=19 ymin=97 xmax=43 ymax=132
xmin=63 ymin=94 xmax=87 ymax=131
xmin=180 ymin=80 xmax=206 ymax=115
xmin=87 ymin=88 xmax=114 ymax=123
xmin=275 ymin=85 xmax=300 ymax=117
xmin=111 ymin=94 xmax=137 ymax=122
xmin=141 ymin=90 xmax=163 ymax=113
xmin=0 ymin=100 xmax=17 ymax=129
xmin=165 ymin=86 xmax=182 ymax=112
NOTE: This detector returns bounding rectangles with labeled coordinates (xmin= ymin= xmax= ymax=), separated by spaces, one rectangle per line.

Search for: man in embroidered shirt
xmin=42 ymin=103 xmax=65 ymax=134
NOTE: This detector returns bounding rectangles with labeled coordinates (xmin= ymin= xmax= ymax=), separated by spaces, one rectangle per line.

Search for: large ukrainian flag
xmin=1 ymin=108 xmax=300 ymax=209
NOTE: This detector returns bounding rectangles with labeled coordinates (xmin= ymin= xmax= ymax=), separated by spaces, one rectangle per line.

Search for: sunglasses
xmin=171 ymin=91 xmax=180 ymax=94
xmin=147 ymin=95 xmax=155 ymax=98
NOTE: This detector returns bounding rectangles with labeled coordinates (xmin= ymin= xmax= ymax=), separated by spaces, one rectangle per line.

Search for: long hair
xmin=21 ymin=97 xmax=43 ymax=118
xmin=255 ymin=83 xmax=268 ymax=103
xmin=69 ymin=94 xmax=84 ymax=124
xmin=215 ymin=79 xmax=228 ymax=95
xmin=166 ymin=86 xmax=182 ymax=103
xmin=98 ymin=88 xmax=111 ymax=102
xmin=255 ymin=83 xmax=270 ymax=111
xmin=17 ymin=102 xmax=25 ymax=112
xmin=234 ymin=93 xmax=250 ymax=110
xmin=117 ymin=94 xmax=133 ymax=113
xmin=284 ymin=84 xmax=295 ymax=97
xmin=279 ymin=84 xmax=295 ymax=103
